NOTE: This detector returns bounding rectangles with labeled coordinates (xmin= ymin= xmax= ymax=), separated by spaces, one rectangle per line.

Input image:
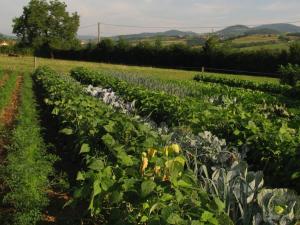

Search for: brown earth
xmin=0 ymin=76 xmax=23 ymax=127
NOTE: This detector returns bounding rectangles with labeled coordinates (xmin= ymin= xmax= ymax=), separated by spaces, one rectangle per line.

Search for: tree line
xmin=49 ymin=39 xmax=300 ymax=77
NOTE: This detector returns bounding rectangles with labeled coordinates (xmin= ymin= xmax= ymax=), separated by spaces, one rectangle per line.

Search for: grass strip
xmin=1 ymin=73 xmax=55 ymax=225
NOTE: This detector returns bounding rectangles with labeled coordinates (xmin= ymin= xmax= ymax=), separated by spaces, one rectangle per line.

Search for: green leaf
xmin=141 ymin=180 xmax=156 ymax=198
xmin=102 ymin=134 xmax=116 ymax=147
xmin=110 ymin=191 xmax=123 ymax=204
xmin=104 ymin=121 xmax=116 ymax=133
xmin=80 ymin=143 xmax=90 ymax=154
xmin=76 ymin=171 xmax=85 ymax=181
xmin=175 ymin=189 xmax=184 ymax=203
xmin=291 ymin=172 xmax=300 ymax=180
xmin=191 ymin=221 xmax=202 ymax=225
xmin=213 ymin=198 xmax=225 ymax=212
xmin=88 ymin=159 xmax=104 ymax=171
xmin=233 ymin=129 xmax=240 ymax=135
xmin=167 ymin=213 xmax=183 ymax=224
xmin=201 ymin=211 xmax=218 ymax=225
xmin=93 ymin=180 xmax=102 ymax=197
xmin=60 ymin=128 xmax=73 ymax=135
xmin=140 ymin=216 xmax=148 ymax=223
xmin=177 ymin=180 xmax=192 ymax=188
xmin=161 ymin=193 xmax=173 ymax=202
xmin=114 ymin=146 xmax=134 ymax=166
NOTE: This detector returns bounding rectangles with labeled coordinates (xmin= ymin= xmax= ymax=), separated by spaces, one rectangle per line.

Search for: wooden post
xmin=34 ymin=56 xmax=37 ymax=69
xmin=34 ymin=56 xmax=37 ymax=70
xmin=97 ymin=22 xmax=101 ymax=44
xmin=202 ymin=66 xmax=204 ymax=73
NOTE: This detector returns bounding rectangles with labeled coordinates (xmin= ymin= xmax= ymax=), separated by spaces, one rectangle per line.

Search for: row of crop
xmin=84 ymin=68 xmax=299 ymax=128
xmin=83 ymin=79 xmax=300 ymax=225
xmin=0 ymin=74 xmax=55 ymax=225
xmin=34 ymin=66 xmax=233 ymax=225
xmin=193 ymin=73 xmax=298 ymax=96
xmin=85 ymin=68 xmax=281 ymax=110
xmin=71 ymin=67 xmax=300 ymax=190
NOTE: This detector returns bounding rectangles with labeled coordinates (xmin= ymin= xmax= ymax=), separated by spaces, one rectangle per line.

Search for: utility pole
xmin=34 ymin=56 xmax=37 ymax=70
xmin=97 ymin=22 xmax=101 ymax=44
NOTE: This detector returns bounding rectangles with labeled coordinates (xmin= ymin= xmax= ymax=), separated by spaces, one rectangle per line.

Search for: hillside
xmin=217 ymin=23 xmax=300 ymax=39
xmin=255 ymin=23 xmax=300 ymax=33
xmin=0 ymin=33 xmax=16 ymax=40
xmin=216 ymin=25 xmax=250 ymax=38
xmin=115 ymin=29 xmax=199 ymax=40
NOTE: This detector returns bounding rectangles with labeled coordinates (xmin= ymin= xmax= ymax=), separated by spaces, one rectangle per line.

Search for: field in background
xmin=0 ymin=55 xmax=279 ymax=83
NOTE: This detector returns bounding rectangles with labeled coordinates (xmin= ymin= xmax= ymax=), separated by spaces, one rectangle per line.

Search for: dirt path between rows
xmin=0 ymin=76 xmax=23 ymax=128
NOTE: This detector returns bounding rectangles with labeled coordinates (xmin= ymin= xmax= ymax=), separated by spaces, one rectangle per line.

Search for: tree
xmin=202 ymin=35 xmax=220 ymax=66
xmin=279 ymin=63 xmax=300 ymax=87
xmin=13 ymin=0 xmax=80 ymax=54
xmin=289 ymin=41 xmax=300 ymax=64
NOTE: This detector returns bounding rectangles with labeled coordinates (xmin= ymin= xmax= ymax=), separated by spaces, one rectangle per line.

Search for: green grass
xmin=240 ymin=42 xmax=289 ymax=51
xmin=0 ymin=72 xmax=18 ymax=116
xmin=232 ymin=34 xmax=279 ymax=44
xmin=1 ymin=73 xmax=55 ymax=225
xmin=0 ymin=55 xmax=279 ymax=84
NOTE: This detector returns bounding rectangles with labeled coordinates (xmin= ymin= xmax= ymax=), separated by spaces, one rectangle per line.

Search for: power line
xmin=79 ymin=18 xmax=300 ymax=30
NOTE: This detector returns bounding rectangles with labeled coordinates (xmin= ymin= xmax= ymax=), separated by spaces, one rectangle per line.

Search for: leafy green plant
xmin=70 ymin=67 xmax=300 ymax=190
xmin=34 ymin=66 xmax=232 ymax=225
xmin=256 ymin=189 xmax=300 ymax=225
xmin=194 ymin=73 xmax=292 ymax=96
xmin=279 ymin=63 xmax=300 ymax=87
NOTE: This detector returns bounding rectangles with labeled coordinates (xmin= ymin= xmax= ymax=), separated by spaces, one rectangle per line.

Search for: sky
xmin=1 ymin=0 xmax=300 ymax=37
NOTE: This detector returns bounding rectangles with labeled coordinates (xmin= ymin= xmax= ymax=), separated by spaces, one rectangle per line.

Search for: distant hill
xmin=216 ymin=23 xmax=300 ymax=39
xmin=216 ymin=25 xmax=250 ymax=38
xmin=76 ymin=23 xmax=300 ymax=46
xmin=113 ymin=30 xmax=199 ymax=40
xmin=255 ymin=23 xmax=300 ymax=33
xmin=0 ymin=33 xmax=16 ymax=40
xmin=245 ymin=28 xmax=281 ymax=35
xmin=78 ymin=35 xmax=97 ymax=41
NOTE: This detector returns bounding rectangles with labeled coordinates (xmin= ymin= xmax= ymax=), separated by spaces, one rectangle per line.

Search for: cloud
xmin=1 ymin=0 xmax=300 ymax=36
xmin=261 ymin=1 xmax=300 ymax=12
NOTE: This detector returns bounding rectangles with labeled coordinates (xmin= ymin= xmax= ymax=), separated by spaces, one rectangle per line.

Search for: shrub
xmin=279 ymin=63 xmax=300 ymax=87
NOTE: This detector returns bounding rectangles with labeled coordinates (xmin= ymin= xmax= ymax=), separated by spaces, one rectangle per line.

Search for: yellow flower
xmin=154 ymin=166 xmax=161 ymax=175
xmin=163 ymin=146 xmax=169 ymax=156
xmin=147 ymin=148 xmax=157 ymax=158
xmin=274 ymin=205 xmax=285 ymax=215
xmin=171 ymin=144 xmax=181 ymax=153
xmin=140 ymin=152 xmax=148 ymax=175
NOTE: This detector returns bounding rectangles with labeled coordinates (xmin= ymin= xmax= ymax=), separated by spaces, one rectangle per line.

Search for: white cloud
xmin=1 ymin=0 xmax=300 ymax=36
xmin=261 ymin=1 xmax=300 ymax=12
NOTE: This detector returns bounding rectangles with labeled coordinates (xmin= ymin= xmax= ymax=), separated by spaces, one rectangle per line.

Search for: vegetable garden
xmin=0 ymin=65 xmax=299 ymax=225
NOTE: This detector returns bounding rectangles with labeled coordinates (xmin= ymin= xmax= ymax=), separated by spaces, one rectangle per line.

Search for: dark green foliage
xmin=33 ymin=66 xmax=232 ymax=225
xmin=13 ymin=0 xmax=80 ymax=51
xmin=279 ymin=63 xmax=300 ymax=87
xmin=70 ymin=67 xmax=300 ymax=191
xmin=1 ymin=74 xmax=55 ymax=225
xmin=194 ymin=73 xmax=293 ymax=96
xmin=50 ymin=39 xmax=292 ymax=76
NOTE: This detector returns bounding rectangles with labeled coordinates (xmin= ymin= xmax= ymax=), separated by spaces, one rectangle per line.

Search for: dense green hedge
xmin=46 ymin=40 xmax=296 ymax=77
